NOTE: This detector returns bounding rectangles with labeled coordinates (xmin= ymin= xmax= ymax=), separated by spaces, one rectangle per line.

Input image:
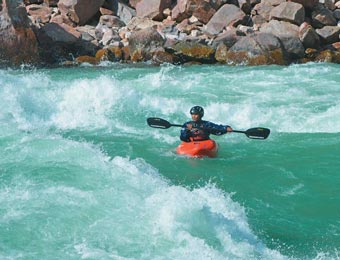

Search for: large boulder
xmin=128 ymin=27 xmax=165 ymax=61
xmin=260 ymin=20 xmax=305 ymax=59
xmin=205 ymin=4 xmax=246 ymax=36
xmin=270 ymin=2 xmax=305 ymax=25
xmin=0 ymin=0 xmax=40 ymax=66
xmin=223 ymin=33 xmax=286 ymax=65
xmin=58 ymin=0 xmax=105 ymax=25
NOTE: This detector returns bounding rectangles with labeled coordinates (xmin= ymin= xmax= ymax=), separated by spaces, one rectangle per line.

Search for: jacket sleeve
xmin=180 ymin=123 xmax=191 ymax=142
xmin=205 ymin=121 xmax=230 ymax=136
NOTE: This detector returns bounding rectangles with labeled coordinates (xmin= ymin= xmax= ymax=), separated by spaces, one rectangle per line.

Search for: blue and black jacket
xmin=180 ymin=120 xmax=230 ymax=142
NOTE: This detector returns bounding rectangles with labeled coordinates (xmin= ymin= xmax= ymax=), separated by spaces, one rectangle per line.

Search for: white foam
xmin=52 ymin=76 xmax=120 ymax=129
xmin=108 ymin=157 xmax=287 ymax=259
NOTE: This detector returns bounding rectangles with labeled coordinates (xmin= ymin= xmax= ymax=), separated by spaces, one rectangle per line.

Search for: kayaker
xmin=180 ymin=106 xmax=233 ymax=142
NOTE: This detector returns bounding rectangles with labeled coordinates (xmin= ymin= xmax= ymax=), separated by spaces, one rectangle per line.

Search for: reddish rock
xmin=205 ymin=4 xmax=246 ymax=36
xmin=26 ymin=4 xmax=52 ymax=24
xmin=270 ymin=2 xmax=305 ymax=25
xmin=172 ymin=0 xmax=223 ymax=24
xmin=136 ymin=0 xmax=171 ymax=21
xmin=0 ymin=0 xmax=40 ymax=66
xmin=100 ymin=7 xmax=114 ymax=15
xmin=331 ymin=42 xmax=340 ymax=51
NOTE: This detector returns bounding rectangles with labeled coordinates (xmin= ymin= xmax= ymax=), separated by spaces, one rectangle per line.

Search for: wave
xmin=1 ymin=64 xmax=340 ymax=134
xmin=0 ymin=131 xmax=288 ymax=259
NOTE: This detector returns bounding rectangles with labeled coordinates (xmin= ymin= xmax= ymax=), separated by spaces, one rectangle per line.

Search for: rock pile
xmin=2 ymin=0 xmax=340 ymax=66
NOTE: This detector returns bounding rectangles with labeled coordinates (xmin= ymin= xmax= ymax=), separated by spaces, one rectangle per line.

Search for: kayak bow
xmin=176 ymin=139 xmax=218 ymax=158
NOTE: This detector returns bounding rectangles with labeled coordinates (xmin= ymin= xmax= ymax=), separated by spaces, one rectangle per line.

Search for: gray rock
xmin=299 ymin=22 xmax=320 ymax=49
xmin=116 ymin=2 xmax=136 ymax=25
xmin=224 ymin=32 xmax=286 ymax=65
xmin=212 ymin=28 xmax=241 ymax=48
xmin=316 ymin=25 xmax=340 ymax=44
xmin=260 ymin=20 xmax=305 ymax=59
xmin=312 ymin=7 xmax=337 ymax=28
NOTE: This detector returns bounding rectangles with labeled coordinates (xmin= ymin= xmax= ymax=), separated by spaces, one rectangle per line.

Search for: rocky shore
xmin=2 ymin=0 xmax=340 ymax=67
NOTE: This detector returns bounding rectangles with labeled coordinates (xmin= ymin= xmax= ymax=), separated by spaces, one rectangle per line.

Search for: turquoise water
xmin=1 ymin=63 xmax=340 ymax=259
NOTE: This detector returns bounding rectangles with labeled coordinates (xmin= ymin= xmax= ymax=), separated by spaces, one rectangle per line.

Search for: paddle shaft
xmin=146 ymin=117 xmax=270 ymax=139
xmin=232 ymin=130 xmax=246 ymax=134
xmin=168 ymin=124 xmax=246 ymax=135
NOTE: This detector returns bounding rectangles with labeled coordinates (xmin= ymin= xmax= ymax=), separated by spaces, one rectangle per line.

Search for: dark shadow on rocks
xmin=35 ymin=22 xmax=99 ymax=65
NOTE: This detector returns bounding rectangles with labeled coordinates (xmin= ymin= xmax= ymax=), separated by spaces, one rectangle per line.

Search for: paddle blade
xmin=245 ymin=127 xmax=270 ymax=139
xmin=147 ymin=117 xmax=172 ymax=129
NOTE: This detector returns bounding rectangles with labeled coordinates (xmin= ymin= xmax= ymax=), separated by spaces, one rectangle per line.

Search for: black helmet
xmin=190 ymin=106 xmax=204 ymax=117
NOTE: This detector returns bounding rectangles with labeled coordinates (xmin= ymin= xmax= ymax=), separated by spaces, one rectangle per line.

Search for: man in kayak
xmin=180 ymin=106 xmax=233 ymax=142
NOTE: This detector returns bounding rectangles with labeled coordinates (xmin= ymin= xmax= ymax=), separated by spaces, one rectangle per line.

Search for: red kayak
xmin=176 ymin=139 xmax=218 ymax=158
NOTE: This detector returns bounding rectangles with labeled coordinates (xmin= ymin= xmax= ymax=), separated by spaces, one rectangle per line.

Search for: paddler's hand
xmin=227 ymin=126 xmax=233 ymax=132
xmin=186 ymin=124 xmax=193 ymax=130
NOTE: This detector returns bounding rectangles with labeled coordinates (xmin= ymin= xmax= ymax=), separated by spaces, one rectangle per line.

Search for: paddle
xmin=147 ymin=117 xmax=182 ymax=129
xmin=147 ymin=117 xmax=270 ymax=140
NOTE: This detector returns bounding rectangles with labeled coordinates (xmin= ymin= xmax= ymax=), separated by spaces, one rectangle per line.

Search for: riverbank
xmin=2 ymin=0 xmax=340 ymax=67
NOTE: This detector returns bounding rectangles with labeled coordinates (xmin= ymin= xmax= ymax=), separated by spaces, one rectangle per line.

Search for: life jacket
xmin=188 ymin=121 xmax=210 ymax=141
